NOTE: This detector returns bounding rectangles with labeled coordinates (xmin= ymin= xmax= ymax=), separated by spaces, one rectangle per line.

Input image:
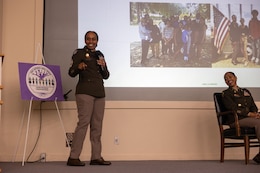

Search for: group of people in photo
xmin=229 ymin=9 xmax=260 ymax=66
xmin=137 ymin=8 xmax=260 ymax=68
xmin=138 ymin=13 xmax=207 ymax=66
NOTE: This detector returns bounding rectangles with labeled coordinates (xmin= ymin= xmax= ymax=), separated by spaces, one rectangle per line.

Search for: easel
xmin=0 ymin=54 xmax=4 ymax=122
xmin=16 ymin=97 xmax=70 ymax=166
xmin=13 ymin=44 xmax=70 ymax=166
xmin=0 ymin=54 xmax=2 ymax=173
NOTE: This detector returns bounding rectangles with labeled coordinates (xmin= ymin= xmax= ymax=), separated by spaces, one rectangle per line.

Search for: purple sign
xmin=18 ymin=62 xmax=64 ymax=101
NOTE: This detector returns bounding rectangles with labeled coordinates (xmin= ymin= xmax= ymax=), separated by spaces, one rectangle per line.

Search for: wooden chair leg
xmin=220 ymin=137 xmax=224 ymax=162
xmin=244 ymin=136 xmax=249 ymax=164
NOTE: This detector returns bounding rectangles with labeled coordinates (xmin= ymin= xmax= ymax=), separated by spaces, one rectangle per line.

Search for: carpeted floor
xmin=0 ymin=160 xmax=259 ymax=173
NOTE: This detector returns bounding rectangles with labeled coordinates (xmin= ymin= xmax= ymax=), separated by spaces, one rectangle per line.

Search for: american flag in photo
xmin=213 ymin=6 xmax=230 ymax=53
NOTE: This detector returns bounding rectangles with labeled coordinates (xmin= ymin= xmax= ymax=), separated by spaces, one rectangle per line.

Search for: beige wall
xmin=0 ymin=0 xmax=259 ymax=163
xmin=0 ymin=0 xmax=3 ymax=53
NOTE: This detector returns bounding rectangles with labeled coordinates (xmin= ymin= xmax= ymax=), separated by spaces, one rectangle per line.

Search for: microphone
xmin=96 ymin=51 xmax=105 ymax=71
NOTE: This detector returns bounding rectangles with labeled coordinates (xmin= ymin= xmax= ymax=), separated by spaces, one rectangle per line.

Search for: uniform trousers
xmin=70 ymin=94 xmax=105 ymax=160
xmin=231 ymin=117 xmax=260 ymax=152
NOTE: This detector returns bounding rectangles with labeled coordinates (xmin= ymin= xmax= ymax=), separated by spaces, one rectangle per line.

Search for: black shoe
xmin=67 ymin=157 xmax=85 ymax=166
xmin=253 ymin=153 xmax=260 ymax=164
xmin=90 ymin=157 xmax=111 ymax=165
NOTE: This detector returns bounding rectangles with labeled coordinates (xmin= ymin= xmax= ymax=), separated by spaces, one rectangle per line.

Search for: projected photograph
xmin=130 ymin=2 xmax=260 ymax=68
xmin=45 ymin=0 xmax=260 ymax=93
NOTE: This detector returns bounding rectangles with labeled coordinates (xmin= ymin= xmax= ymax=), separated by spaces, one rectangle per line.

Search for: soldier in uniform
xmin=67 ymin=31 xmax=111 ymax=166
xmin=222 ymin=72 xmax=260 ymax=164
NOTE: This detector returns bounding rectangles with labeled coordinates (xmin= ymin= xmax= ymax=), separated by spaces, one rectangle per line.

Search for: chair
xmin=213 ymin=92 xmax=260 ymax=164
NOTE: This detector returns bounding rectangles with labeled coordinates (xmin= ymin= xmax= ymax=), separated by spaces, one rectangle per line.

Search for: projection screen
xmin=43 ymin=0 xmax=260 ymax=101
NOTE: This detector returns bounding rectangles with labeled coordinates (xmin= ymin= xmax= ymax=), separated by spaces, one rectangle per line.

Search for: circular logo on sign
xmin=26 ymin=65 xmax=56 ymax=99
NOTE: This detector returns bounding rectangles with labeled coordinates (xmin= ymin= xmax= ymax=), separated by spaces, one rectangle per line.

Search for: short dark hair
xmin=252 ymin=9 xmax=258 ymax=16
xmin=225 ymin=71 xmax=236 ymax=77
xmin=84 ymin=31 xmax=99 ymax=41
